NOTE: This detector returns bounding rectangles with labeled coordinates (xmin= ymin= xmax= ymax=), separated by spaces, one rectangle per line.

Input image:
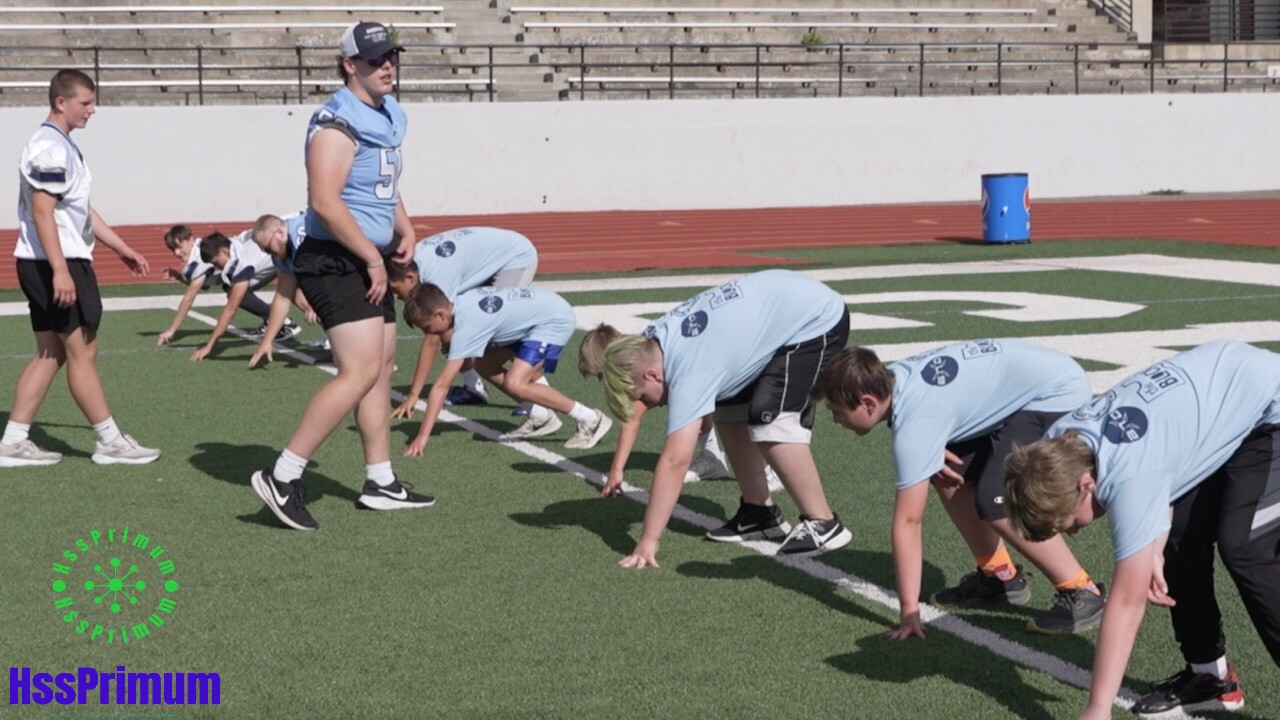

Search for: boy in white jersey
xmin=600 ymin=270 xmax=853 ymax=567
xmin=388 ymin=226 xmax=541 ymax=422
xmin=188 ymin=230 xmax=299 ymax=361
xmin=810 ymin=340 xmax=1105 ymax=639
xmin=1005 ymin=340 xmax=1280 ymax=718
xmin=156 ymin=224 xmax=278 ymax=346
xmin=0 ymin=70 xmax=160 ymax=468
xmin=401 ymin=282 xmax=612 ymax=454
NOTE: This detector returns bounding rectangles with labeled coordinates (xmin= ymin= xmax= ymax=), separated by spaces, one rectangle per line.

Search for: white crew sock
xmin=1190 ymin=657 xmax=1229 ymax=680
xmin=93 ymin=417 xmax=122 ymax=446
xmin=2 ymin=420 xmax=31 ymax=446
xmin=568 ymin=402 xmax=598 ymax=425
xmin=273 ymin=449 xmax=308 ymax=483
xmin=366 ymin=461 xmax=395 ymax=487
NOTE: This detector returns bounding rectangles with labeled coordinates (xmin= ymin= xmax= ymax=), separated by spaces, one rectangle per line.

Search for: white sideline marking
xmin=183 ymin=314 xmax=1204 ymax=719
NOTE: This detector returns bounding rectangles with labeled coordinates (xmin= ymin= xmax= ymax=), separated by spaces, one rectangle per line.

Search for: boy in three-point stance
xmin=1006 ymin=340 xmax=1280 ymax=718
xmin=810 ymin=340 xmax=1105 ymax=638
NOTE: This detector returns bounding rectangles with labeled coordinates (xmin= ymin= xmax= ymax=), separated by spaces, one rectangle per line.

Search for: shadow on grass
xmin=677 ymin=553 xmax=897 ymax=628
xmin=509 ymin=494 xmax=724 ymax=555
xmin=826 ymin=633 xmax=1063 ymax=720
xmin=189 ymin=441 xmax=358 ymax=529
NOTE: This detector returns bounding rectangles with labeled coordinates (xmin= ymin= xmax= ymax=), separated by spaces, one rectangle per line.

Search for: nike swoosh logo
xmin=269 ymin=480 xmax=290 ymax=506
xmin=379 ymin=487 xmax=408 ymax=500
xmin=734 ymin=522 xmax=763 ymax=533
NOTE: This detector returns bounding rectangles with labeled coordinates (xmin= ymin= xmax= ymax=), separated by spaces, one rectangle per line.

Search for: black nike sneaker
xmin=251 ymin=467 xmax=318 ymax=531
xmin=705 ymin=498 xmax=792 ymax=543
xmin=356 ymin=477 xmax=437 ymax=510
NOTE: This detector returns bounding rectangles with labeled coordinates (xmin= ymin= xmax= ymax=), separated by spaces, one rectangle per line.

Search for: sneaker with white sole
xmin=91 ymin=434 xmax=160 ymax=465
xmin=683 ymin=449 xmax=730 ymax=483
xmin=1028 ymin=583 xmax=1106 ymax=635
xmin=564 ymin=411 xmax=613 ymax=450
xmin=1134 ymin=664 xmax=1245 ymax=717
xmin=706 ymin=499 xmax=793 ymax=543
xmin=251 ymin=467 xmax=317 ymax=531
xmin=0 ymin=439 xmax=62 ymax=467
xmin=275 ymin=319 xmax=301 ymax=341
xmin=356 ymin=477 xmax=436 ymax=510
xmin=777 ymin=514 xmax=852 ymax=557
xmin=499 ymin=413 xmax=563 ymax=441
xmin=444 ymin=386 xmax=489 ymax=406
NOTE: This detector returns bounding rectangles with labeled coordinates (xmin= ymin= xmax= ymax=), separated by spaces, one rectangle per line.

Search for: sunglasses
xmin=363 ymin=51 xmax=400 ymax=68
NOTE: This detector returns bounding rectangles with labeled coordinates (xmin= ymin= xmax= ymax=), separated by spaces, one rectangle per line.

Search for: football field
xmin=3 ymin=237 xmax=1279 ymax=719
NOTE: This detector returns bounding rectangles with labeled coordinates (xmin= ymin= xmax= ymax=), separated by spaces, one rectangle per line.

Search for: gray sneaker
xmin=91 ymin=434 xmax=161 ymax=465
xmin=564 ymin=411 xmax=612 ymax=450
xmin=498 ymin=413 xmax=563 ymax=441
xmin=1028 ymin=583 xmax=1106 ymax=635
xmin=683 ymin=449 xmax=730 ymax=483
xmin=0 ymin=439 xmax=62 ymax=467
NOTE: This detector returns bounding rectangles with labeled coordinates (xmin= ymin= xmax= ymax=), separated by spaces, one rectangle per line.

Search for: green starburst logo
xmin=51 ymin=526 xmax=181 ymax=646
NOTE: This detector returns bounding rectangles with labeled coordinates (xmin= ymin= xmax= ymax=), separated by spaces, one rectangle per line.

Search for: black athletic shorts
xmin=292 ymin=238 xmax=396 ymax=331
xmin=16 ymin=258 xmax=103 ymax=334
xmin=716 ymin=309 xmax=851 ymax=441
xmin=946 ymin=409 xmax=1064 ymax=521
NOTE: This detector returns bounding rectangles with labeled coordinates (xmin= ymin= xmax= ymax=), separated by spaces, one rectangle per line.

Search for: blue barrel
xmin=981 ymin=173 xmax=1030 ymax=243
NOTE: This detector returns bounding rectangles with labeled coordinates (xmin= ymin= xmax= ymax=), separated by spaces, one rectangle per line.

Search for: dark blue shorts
xmin=501 ymin=340 xmax=564 ymax=373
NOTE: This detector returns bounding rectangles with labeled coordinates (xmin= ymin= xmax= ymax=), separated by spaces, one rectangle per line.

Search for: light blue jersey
xmin=448 ymin=287 xmax=575 ymax=362
xmin=644 ymin=269 xmax=847 ymax=435
xmin=413 ymin=227 xmax=538 ymax=301
xmin=272 ymin=213 xmax=307 ymax=275
xmin=303 ymin=87 xmax=406 ymax=248
xmin=1046 ymin=340 xmax=1280 ymax=561
xmin=889 ymin=339 xmax=1092 ymax=490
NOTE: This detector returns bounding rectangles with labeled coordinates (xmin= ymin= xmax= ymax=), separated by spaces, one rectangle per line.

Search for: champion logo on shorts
xmin=922 ymin=356 xmax=959 ymax=386
xmin=1103 ymin=406 xmax=1148 ymax=444
xmin=680 ymin=311 xmax=708 ymax=337
xmin=479 ymin=295 xmax=503 ymax=314
xmin=435 ymin=241 xmax=456 ymax=258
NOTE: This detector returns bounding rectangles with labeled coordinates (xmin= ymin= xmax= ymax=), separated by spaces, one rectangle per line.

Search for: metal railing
xmin=1 ymin=41 xmax=1278 ymax=105
xmin=1161 ymin=0 xmax=1280 ymax=42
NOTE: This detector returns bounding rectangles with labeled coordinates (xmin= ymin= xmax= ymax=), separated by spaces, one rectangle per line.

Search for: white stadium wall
xmin=0 ymin=93 xmax=1275 ymax=229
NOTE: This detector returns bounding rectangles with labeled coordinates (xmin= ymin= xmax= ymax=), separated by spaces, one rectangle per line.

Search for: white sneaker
xmin=564 ymin=411 xmax=613 ymax=450
xmin=498 ymin=413 xmax=563 ymax=441
xmin=683 ymin=449 xmax=730 ymax=483
xmin=91 ymin=434 xmax=161 ymax=465
xmin=0 ymin=439 xmax=62 ymax=467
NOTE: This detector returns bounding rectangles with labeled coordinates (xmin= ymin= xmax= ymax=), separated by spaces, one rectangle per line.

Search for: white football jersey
xmin=181 ymin=237 xmax=215 ymax=284
xmin=220 ymin=230 xmax=277 ymax=287
xmin=16 ymin=122 xmax=94 ymax=261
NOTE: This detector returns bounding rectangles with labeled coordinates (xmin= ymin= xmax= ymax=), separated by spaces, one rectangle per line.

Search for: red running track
xmin=1 ymin=196 xmax=1277 ymax=288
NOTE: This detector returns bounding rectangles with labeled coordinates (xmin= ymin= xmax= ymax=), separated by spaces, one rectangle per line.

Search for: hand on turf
xmin=600 ymin=469 xmax=625 ymax=498
xmin=391 ymin=395 xmax=419 ymax=420
xmin=1148 ymin=547 xmax=1175 ymax=607
xmin=157 ymin=329 xmax=176 ymax=346
xmin=930 ymin=449 xmax=966 ymax=488
xmin=618 ymin=539 xmax=659 ymax=569
xmin=366 ymin=263 xmax=388 ymax=305
xmin=190 ymin=344 xmax=212 ymax=362
xmin=52 ymin=270 xmax=77 ymax=308
xmin=248 ymin=342 xmax=273 ymax=369
xmin=886 ymin=609 xmax=926 ymax=641
xmin=118 ymin=247 xmax=149 ymax=276
xmin=404 ymin=433 xmax=429 ymax=457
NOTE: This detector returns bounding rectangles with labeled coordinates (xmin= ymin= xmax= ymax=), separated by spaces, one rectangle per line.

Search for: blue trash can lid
xmin=981 ymin=172 xmax=1028 ymax=179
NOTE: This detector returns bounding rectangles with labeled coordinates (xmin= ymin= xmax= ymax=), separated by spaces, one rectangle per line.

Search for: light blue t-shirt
xmin=448 ymin=287 xmax=575 ymax=362
xmin=303 ymin=87 xmax=406 ymax=248
xmin=272 ymin=213 xmax=307 ymax=276
xmin=1046 ymin=340 xmax=1280 ymax=561
xmin=413 ymin=227 xmax=538 ymax=301
xmin=889 ymin=339 xmax=1092 ymax=490
xmin=644 ymin=269 xmax=847 ymax=435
